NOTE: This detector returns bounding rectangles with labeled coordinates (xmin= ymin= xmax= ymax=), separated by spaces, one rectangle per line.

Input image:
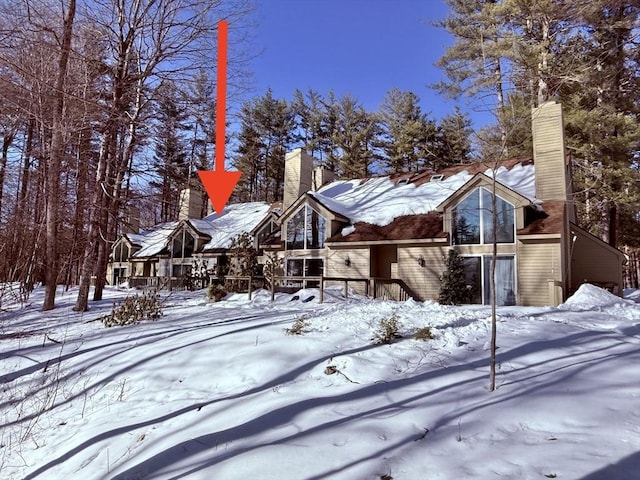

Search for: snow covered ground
xmin=1 ymin=284 xmax=638 ymax=479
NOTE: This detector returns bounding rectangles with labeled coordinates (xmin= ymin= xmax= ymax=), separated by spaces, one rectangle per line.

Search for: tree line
xmin=436 ymin=0 xmax=639 ymax=255
xmin=0 ymin=0 xmax=637 ymax=312
xmin=232 ymin=87 xmax=474 ymax=204
xmin=0 ymin=0 xmax=253 ymax=310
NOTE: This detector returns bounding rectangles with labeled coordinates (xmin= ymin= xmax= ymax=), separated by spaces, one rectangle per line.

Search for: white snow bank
xmin=560 ymin=283 xmax=633 ymax=311
xmin=624 ymin=288 xmax=640 ymax=303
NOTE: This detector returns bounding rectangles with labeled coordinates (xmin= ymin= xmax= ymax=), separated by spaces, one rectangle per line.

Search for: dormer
xmin=437 ymin=172 xmax=532 ymax=243
xmin=278 ymin=193 xmax=349 ymax=252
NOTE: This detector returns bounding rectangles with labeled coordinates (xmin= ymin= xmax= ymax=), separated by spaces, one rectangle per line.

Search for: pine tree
xmin=331 ymin=93 xmax=380 ymax=178
xmin=233 ymin=89 xmax=295 ymax=203
xmin=435 ymin=107 xmax=475 ymax=167
xmin=438 ymin=249 xmax=468 ymax=305
xmin=378 ymin=88 xmax=436 ymax=173
xmin=151 ymin=80 xmax=190 ymax=222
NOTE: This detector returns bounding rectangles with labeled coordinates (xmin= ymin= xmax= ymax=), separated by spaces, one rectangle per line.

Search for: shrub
xmin=373 ymin=314 xmax=401 ymax=344
xmin=414 ymin=326 xmax=435 ymax=341
xmin=102 ymin=290 xmax=162 ymax=327
xmin=207 ymin=283 xmax=227 ymax=302
xmin=285 ymin=317 xmax=310 ymax=335
xmin=439 ymin=249 xmax=469 ymax=305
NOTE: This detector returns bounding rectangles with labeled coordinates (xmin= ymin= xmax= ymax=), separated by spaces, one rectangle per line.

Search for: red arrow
xmin=197 ymin=19 xmax=242 ymax=216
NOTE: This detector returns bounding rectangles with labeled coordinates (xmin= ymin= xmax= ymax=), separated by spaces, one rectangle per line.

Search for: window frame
xmin=285 ymin=204 xmax=327 ymax=251
xmin=452 ymin=187 xmax=516 ymax=246
xmin=460 ymin=254 xmax=516 ymax=306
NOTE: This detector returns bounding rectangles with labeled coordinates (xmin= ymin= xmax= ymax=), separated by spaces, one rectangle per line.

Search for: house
xmin=107 ymin=190 xmax=279 ymax=289
xmin=108 ymin=101 xmax=625 ymax=306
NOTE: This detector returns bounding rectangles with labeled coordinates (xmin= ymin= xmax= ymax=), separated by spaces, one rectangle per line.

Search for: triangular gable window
xmin=172 ymin=228 xmax=195 ymax=259
xmin=452 ymin=187 xmax=515 ymax=245
xmin=286 ymin=204 xmax=327 ymax=250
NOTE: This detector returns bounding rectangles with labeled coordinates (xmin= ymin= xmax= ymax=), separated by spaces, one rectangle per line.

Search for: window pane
xmin=306 ymin=208 xmax=326 ymax=249
xmin=305 ymin=258 xmax=324 ymax=288
xmin=183 ymin=232 xmax=195 ymax=257
xmin=305 ymin=258 xmax=324 ymax=276
xmin=483 ymin=256 xmax=516 ymax=306
xmin=286 ymin=259 xmax=304 ymax=277
xmin=482 ymin=189 xmax=514 ymax=244
xmin=453 ymin=190 xmax=480 ymax=245
xmin=462 ymin=257 xmax=482 ymax=304
xmin=172 ymin=236 xmax=182 ymax=257
xmin=286 ymin=208 xmax=306 ymax=249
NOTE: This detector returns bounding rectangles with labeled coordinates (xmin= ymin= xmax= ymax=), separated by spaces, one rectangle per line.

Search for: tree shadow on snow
xmin=20 ymin=320 xmax=639 ymax=480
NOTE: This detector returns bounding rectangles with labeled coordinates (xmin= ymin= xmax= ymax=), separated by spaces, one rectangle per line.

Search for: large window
xmin=172 ymin=229 xmax=195 ymax=259
xmin=286 ymin=205 xmax=327 ymax=250
xmin=452 ymin=188 xmax=515 ymax=245
xmin=463 ymin=255 xmax=516 ymax=306
xmin=113 ymin=242 xmax=130 ymax=263
xmin=286 ymin=258 xmax=324 ymax=287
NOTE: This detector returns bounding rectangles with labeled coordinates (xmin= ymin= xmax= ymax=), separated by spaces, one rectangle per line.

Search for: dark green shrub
xmin=438 ymin=249 xmax=468 ymax=305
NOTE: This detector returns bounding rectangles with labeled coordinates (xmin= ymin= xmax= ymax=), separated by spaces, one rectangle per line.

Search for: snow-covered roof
xmin=124 ymin=203 xmax=273 ymax=259
xmin=128 ymin=222 xmax=178 ymax=259
xmin=195 ymin=202 xmax=273 ymax=251
xmin=311 ymin=161 xmax=536 ymax=227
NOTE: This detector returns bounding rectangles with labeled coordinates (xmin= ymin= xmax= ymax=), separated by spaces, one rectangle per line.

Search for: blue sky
xmin=248 ymin=0 xmax=489 ymax=128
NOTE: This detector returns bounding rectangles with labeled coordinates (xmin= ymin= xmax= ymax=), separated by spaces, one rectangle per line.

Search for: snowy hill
xmin=1 ymin=284 xmax=639 ymax=479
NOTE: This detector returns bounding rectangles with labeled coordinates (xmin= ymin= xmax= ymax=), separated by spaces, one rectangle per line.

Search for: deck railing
xmin=127 ymin=275 xmax=416 ymax=303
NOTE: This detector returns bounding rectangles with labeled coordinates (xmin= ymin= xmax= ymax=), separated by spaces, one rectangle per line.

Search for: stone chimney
xmin=531 ymin=101 xmax=570 ymax=203
xmin=178 ymin=187 xmax=203 ymax=221
xmin=312 ymin=166 xmax=335 ymax=192
xmin=283 ymin=148 xmax=314 ymax=211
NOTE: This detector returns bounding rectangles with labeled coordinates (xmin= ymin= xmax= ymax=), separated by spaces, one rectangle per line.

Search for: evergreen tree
xmin=185 ymin=69 xmax=216 ymax=173
xmin=331 ymin=93 xmax=380 ymax=178
xmin=233 ymin=89 xmax=295 ymax=202
xmin=151 ymin=81 xmax=189 ymax=222
xmin=439 ymin=249 xmax=468 ymax=305
xmin=435 ymin=107 xmax=475 ymax=167
xmin=291 ymin=88 xmax=327 ymax=160
xmin=378 ymin=88 xmax=436 ymax=173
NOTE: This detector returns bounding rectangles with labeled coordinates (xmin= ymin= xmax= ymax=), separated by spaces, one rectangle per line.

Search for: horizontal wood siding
xmin=571 ymin=229 xmax=623 ymax=294
xmin=518 ymin=240 xmax=562 ymax=306
xmin=397 ymin=246 xmax=447 ymax=302
xmin=326 ymin=247 xmax=370 ymax=295
xmin=532 ymin=102 xmax=568 ymax=202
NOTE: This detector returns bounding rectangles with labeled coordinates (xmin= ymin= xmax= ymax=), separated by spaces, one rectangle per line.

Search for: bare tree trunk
xmin=43 ymin=0 xmax=76 ymax=311
xmin=0 ymin=130 xmax=15 ymax=216
xmin=489 ymin=175 xmax=498 ymax=392
xmin=74 ymin=139 xmax=110 ymax=311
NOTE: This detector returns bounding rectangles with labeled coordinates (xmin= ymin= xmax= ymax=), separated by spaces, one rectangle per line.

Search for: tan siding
xmin=518 ymin=240 xmax=562 ymax=306
xmin=571 ymin=229 xmax=624 ymax=294
xmin=398 ymin=246 xmax=447 ymax=301
xmin=283 ymin=149 xmax=314 ymax=210
xmin=532 ymin=102 xmax=569 ymax=202
xmin=326 ymin=247 xmax=370 ymax=295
